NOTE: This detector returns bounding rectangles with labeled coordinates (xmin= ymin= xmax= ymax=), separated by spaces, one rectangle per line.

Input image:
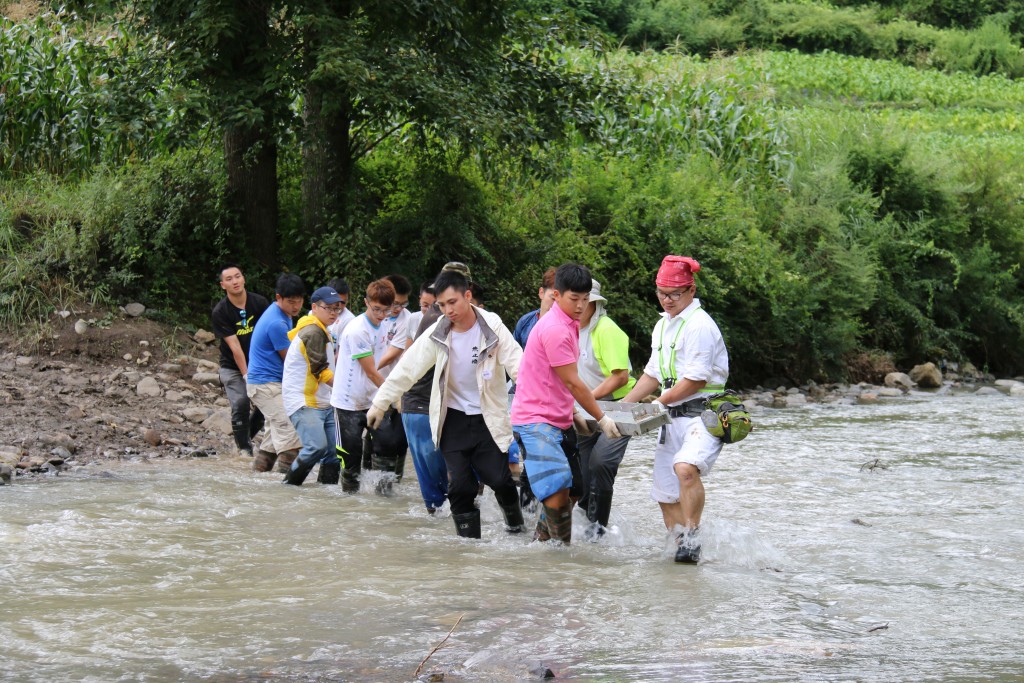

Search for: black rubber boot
xmin=453 ymin=510 xmax=482 ymax=539
xmin=317 ymin=460 xmax=340 ymax=485
xmin=283 ymin=458 xmax=315 ymax=486
xmin=674 ymin=527 xmax=701 ymax=564
xmin=499 ymin=499 xmax=526 ymax=534
xmin=231 ymin=422 xmax=253 ymax=455
xmin=584 ymin=491 xmax=614 ymax=541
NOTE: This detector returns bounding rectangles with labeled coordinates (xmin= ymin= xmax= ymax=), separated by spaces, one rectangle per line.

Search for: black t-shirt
xmin=211 ymin=292 xmax=271 ymax=371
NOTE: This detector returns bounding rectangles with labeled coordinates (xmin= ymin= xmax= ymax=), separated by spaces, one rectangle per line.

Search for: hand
xmin=652 ymin=401 xmax=668 ymax=415
xmin=366 ymin=404 xmax=386 ymax=430
xmin=572 ymin=411 xmax=593 ymax=436
xmin=598 ymin=414 xmax=622 ymax=439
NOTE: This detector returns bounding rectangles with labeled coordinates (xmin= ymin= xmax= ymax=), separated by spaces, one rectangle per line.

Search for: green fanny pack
xmin=699 ymin=390 xmax=753 ymax=444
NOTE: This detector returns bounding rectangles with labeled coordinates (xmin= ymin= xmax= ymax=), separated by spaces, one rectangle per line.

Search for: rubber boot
xmin=499 ymin=498 xmax=526 ymax=534
xmin=275 ymin=449 xmax=299 ymax=474
xmin=674 ymin=526 xmax=701 ymax=564
xmin=393 ymin=450 xmax=407 ymax=483
xmin=252 ymin=450 xmax=278 ymax=473
xmin=317 ymin=460 xmax=340 ymax=485
xmin=518 ymin=467 xmax=537 ymax=513
xmin=283 ymin=458 xmax=316 ymax=486
xmin=544 ymin=503 xmax=573 ymax=545
xmin=232 ymin=422 xmax=253 ymax=456
xmin=453 ymin=510 xmax=482 ymax=539
xmin=533 ymin=508 xmax=551 ymax=542
xmin=584 ymin=491 xmax=614 ymax=541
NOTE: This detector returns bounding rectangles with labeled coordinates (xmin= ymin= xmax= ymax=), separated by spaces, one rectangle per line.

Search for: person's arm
xmin=553 ymin=363 xmax=621 ymax=438
xmin=591 ymin=368 xmax=629 ymax=401
xmin=224 ymin=335 xmax=248 ymax=376
xmin=494 ymin=321 xmax=523 ymax=383
xmin=623 ymin=373 xmax=661 ymax=403
xmin=366 ymin=337 xmax=438 ymax=428
xmin=377 ymin=345 xmax=404 ymax=370
xmin=358 ymin=355 xmax=386 ymax=388
xmin=655 ymin=377 xmax=707 ymax=405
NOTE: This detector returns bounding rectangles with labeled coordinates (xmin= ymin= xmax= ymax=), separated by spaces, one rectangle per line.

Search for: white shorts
xmin=650 ymin=415 xmax=723 ymax=504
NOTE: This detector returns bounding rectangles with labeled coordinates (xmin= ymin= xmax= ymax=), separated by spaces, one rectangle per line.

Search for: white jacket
xmin=370 ymin=306 xmax=522 ymax=450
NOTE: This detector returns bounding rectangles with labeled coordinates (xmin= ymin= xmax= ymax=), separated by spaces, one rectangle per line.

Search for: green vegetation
xmin=2 ymin=1 xmax=1023 ymax=383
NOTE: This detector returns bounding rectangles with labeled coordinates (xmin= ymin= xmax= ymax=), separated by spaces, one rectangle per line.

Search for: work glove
xmin=652 ymin=401 xmax=668 ymax=415
xmin=598 ymin=414 xmax=622 ymax=439
xmin=366 ymin=404 xmax=386 ymax=430
xmin=572 ymin=411 xmax=593 ymax=436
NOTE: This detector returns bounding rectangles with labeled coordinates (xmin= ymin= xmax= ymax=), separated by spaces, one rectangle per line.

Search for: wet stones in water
xmin=0 ymin=463 xmax=13 ymax=485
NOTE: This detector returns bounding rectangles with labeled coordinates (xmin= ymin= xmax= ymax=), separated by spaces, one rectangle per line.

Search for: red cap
xmin=656 ymin=255 xmax=700 ymax=288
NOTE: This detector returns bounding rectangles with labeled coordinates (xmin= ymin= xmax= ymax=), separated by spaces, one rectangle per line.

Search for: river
xmin=2 ymin=391 xmax=1023 ymax=682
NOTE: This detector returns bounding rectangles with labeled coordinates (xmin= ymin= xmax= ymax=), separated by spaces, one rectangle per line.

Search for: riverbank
xmin=3 ymin=306 xmax=1023 ymax=484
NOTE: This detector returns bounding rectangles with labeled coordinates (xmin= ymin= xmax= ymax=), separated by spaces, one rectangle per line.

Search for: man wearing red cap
xmin=623 ymin=255 xmax=729 ymax=563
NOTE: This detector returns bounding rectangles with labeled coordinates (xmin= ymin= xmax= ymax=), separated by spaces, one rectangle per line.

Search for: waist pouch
xmin=699 ymin=390 xmax=753 ymax=444
xmin=668 ymin=399 xmax=705 ymax=418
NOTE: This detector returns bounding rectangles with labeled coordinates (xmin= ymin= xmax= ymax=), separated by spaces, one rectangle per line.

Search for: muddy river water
xmin=2 ymin=391 xmax=1022 ymax=681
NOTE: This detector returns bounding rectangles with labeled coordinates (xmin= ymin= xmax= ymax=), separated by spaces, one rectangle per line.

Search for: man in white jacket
xmin=367 ymin=268 xmax=525 ymax=538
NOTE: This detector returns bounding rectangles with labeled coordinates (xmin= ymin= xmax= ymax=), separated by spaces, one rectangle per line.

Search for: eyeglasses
xmin=368 ymin=305 xmax=390 ymax=316
xmin=317 ymin=303 xmax=344 ymax=313
xmin=390 ymin=300 xmax=409 ymax=311
xmin=655 ymin=288 xmax=689 ymax=302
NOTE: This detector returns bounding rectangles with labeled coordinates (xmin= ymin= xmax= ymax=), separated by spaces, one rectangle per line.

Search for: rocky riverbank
xmin=3 ymin=306 xmax=1023 ymax=485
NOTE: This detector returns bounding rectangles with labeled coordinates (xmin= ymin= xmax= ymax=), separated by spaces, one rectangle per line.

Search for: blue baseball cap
xmin=311 ymin=287 xmax=343 ymax=305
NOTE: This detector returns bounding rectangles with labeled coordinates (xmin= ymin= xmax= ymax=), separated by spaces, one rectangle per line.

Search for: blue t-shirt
xmin=513 ymin=309 xmax=540 ymax=349
xmin=246 ymin=302 xmax=294 ymax=385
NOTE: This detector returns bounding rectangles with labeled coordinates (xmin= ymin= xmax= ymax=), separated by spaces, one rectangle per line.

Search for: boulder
xmin=785 ymin=394 xmax=808 ymax=407
xmin=877 ymin=387 xmax=904 ymax=397
xmin=974 ymin=387 xmax=1002 ymax=396
xmin=994 ymin=379 xmax=1024 ymax=389
xmin=884 ymin=372 xmax=915 ymax=390
xmin=0 ymin=445 xmax=26 ymax=467
xmin=136 ymin=376 xmax=163 ymax=398
xmin=193 ymin=329 xmax=216 ymax=345
xmin=182 ymin=407 xmax=212 ymax=423
xmin=39 ymin=432 xmax=76 ymax=452
xmin=909 ymin=362 xmax=942 ymax=388
xmin=201 ymin=409 xmax=232 ymax=435
xmin=196 ymin=359 xmax=219 ymax=372
xmin=0 ymin=464 xmax=12 ymax=485
xmin=1011 ymin=385 xmax=1024 ymax=397
xmin=124 ymin=302 xmax=146 ymax=317
xmin=961 ymin=362 xmax=982 ymax=380
xmin=192 ymin=372 xmax=221 ymax=385
xmin=858 ymin=392 xmax=879 ymax=404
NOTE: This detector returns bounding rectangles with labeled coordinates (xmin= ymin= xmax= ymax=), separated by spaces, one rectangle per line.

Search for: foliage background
xmin=2 ymin=0 xmax=1023 ymax=385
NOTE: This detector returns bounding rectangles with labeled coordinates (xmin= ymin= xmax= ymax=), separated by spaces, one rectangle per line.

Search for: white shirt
xmin=328 ymin=308 xmax=356 ymax=342
xmin=407 ymin=310 xmax=425 ymax=342
xmin=642 ymin=298 xmax=729 ymax=405
xmin=446 ymin=321 xmax=482 ymax=415
xmin=331 ymin=313 xmax=386 ymax=411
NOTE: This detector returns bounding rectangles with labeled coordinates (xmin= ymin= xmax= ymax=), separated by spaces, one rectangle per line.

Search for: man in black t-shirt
xmin=211 ymin=264 xmax=270 ymax=456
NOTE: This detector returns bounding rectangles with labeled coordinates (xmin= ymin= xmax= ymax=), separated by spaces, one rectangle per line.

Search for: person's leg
xmin=402 ymin=411 xmax=447 ymax=511
xmin=335 ymin=408 xmax=367 ymax=493
xmin=369 ymin=408 xmax=408 ymax=493
xmin=316 ymin=408 xmax=340 ymax=484
xmin=585 ymin=434 xmax=631 ymax=533
xmin=575 ymin=431 xmax=600 ymax=511
xmin=247 ymin=382 xmax=303 ymax=472
xmin=466 ymin=420 xmax=523 ymax=533
xmin=516 ymin=423 xmax=573 ymax=544
xmin=669 ymin=417 xmax=723 ymax=563
xmin=284 ymin=407 xmax=330 ymax=486
xmin=219 ymin=368 xmax=252 ymax=454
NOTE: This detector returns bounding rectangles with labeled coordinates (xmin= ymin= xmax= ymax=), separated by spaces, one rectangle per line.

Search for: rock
xmin=858 ymin=392 xmax=879 ymax=404
xmin=124 ymin=302 xmax=146 ymax=317
xmin=785 ymin=394 xmax=808 ymax=406
xmin=74 ymin=319 xmax=89 ymax=335
xmin=1011 ymin=385 xmax=1024 ymax=397
xmin=39 ymin=432 xmax=76 ymax=452
xmin=182 ymin=407 xmax=212 ymax=423
xmin=196 ymin=359 xmax=219 ymax=372
xmin=961 ymin=362 xmax=982 ymax=380
xmin=136 ymin=376 xmax=163 ymax=398
xmin=192 ymin=372 xmax=221 ymax=385
xmin=974 ymin=387 xmax=1002 ymax=396
xmin=884 ymin=372 xmax=915 ymax=390
xmin=0 ymin=463 xmax=12 ymax=485
xmin=0 ymin=445 xmax=26 ymax=466
xmin=123 ymin=353 xmax=133 ymax=361
xmin=143 ymin=428 xmax=162 ymax=447
xmin=201 ymin=409 xmax=232 ymax=435
xmin=164 ymin=390 xmax=183 ymax=402
xmin=15 ymin=355 xmax=35 ymax=367
xmin=214 ymin=397 xmax=229 ymax=407
xmin=158 ymin=363 xmax=183 ymax=375
xmin=877 ymin=387 xmax=904 ymax=397
xmin=50 ymin=446 xmax=72 ymax=461
xmin=994 ymin=379 xmax=1024 ymax=388
xmin=909 ymin=362 xmax=942 ymax=388
xmin=193 ymin=329 xmax=216 ymax=345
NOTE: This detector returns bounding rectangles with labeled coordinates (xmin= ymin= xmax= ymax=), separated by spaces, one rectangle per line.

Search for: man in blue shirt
xmin=246 ymin=273 xmax=306 ymax=473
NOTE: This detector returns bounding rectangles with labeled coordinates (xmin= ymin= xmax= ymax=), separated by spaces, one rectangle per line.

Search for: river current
xmin=2 ymin=391 xmax=1022 ymax=682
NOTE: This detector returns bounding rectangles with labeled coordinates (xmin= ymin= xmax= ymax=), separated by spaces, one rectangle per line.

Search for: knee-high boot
xmin=584 ymin=491 xmax=614 ymax=540
xmin=283 ymin=458 xmax=315 ymax=486
xmin=543 ymin=503 xmax=573 ymax=545
xmin=275 ymin=449 xmax=299 ymax=474
xmin=452 ymin=510 xmax=481 ymax=539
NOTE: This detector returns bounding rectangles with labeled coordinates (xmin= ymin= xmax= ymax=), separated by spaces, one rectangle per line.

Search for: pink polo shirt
xmin=510 ymin=303 xmax=579 ymax=429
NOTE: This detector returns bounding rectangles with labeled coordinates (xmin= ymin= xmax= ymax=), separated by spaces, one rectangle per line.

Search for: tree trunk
xmin=224 ymin=123 xmax=279 ymax=269
xmin=301 ymin=79 xmax=353 ymax=241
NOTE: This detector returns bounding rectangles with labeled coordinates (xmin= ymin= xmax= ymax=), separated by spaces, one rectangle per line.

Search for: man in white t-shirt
xmin=331 ymin=278 xmax=396 ymax=493
xmin=326 ymin=277 xmax=356 ymax=343
xmin=367 ymin=268 xmax=525 ymax=538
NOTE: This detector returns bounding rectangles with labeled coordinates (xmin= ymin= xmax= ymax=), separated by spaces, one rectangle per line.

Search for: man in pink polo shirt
xmin=511 ymin=263 xmax=622 ymax=544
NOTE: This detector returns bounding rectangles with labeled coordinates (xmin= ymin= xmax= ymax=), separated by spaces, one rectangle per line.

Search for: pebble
xmin=136 ymin=376 xmax=163 ymax=398
xmin=124 ymin=303 xmax=146 ymax=317
xmin=143 ymin=428 xmax=162 ymax=447
xmin=192 ymin=372 xmax=221 ymax=385
xmin=193 ymin=329 xmax=216 ymax=345
xmin=74 ymin=319 xmax=89 ymax=334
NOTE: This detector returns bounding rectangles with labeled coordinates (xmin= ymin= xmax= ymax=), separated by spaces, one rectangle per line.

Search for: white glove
xmin=652 ymin=401 xmax=668 ymax=415
xmin=366 ymin=404 xmax=386 ymax=430
xmin=598 ymin=414 xmax=622 ymax=439
xmin=572 ymin=411 xmax=593 ymax=436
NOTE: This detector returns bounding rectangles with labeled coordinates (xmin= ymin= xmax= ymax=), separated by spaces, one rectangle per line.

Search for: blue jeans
xmin=288 ymin=407 xmax=337 ymax=471
xmin=403 ymin=412 xmax=447 ymax=510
